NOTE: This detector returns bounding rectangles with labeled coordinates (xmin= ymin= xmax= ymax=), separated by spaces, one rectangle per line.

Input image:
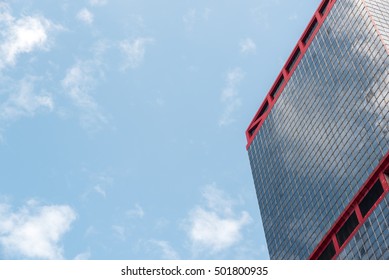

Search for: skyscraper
xmin=246 ymin=0 xmax=389 ymax=259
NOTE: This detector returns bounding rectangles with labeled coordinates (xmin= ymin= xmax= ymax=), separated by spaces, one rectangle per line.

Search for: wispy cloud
xmin=240 ymin=38 xmax=256 ymax=55
xmin=126 ymin=204 xmax=144 ymax=219
xmin=0 ymin=3 xmax=57 ymax=69
xmin=112 ymin=225 xmax=126 ymax=241
xmin=0 ymin=77 xmax=54 ymax=121
xmin=184 ymin=184 xmax=251 ymax=255
xmin=219 ymin=68 xmax=244 ymax=126
xmin=77 ymin=8 xmax=94 ymax=25
xmin=149 ymin=240 xmax=180 ymax=260
xmin=0 ymin=200 xmax=76 ymax=259
xmin=119 ymin=37 xmax=154 ymax=70
xmin=80 ymin=173 xmax=113 ymax=201
xmin=183 ymin=9 xmax=197 ymax=31
xmin=182 ymin=8 xmax=211 ymax=31
xmin=251 ymin=6 xmax=270 ymax=29
xmin=89 ymin=0 xmax=107 ymax=6
xmin=74 ymin=250 xmax=91 ymax=260
xmin=288 ymin=13 xmax=298 ymax=21
xmin=62 ymin=60 xmax=107 ymax=131
xmin=203 ymin=8 xmax=212 ymax=21
xmin=62 ymin=61 xmax=98 ymax=108
xmin=93 ymin=185 xmax=106 ymax=198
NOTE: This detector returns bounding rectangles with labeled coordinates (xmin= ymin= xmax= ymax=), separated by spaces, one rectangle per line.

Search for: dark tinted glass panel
xmin=336 ymin=212 xmax=359 ymax=247
xmin=318 ymin=241 xmax=336 ymax=260
xmin=249 ymin=122 xmax=259 ymax=136
xmin=302 ymin=19 xmax=318 ymax=45
xmin=359 ymin=180 xmax=384 ymax=217
xmin=259 ymin=101 xmax=269 ymax=117
xmin=286 ymin=48 xmax=301 ymax=73
xmin=319 ymin=0 xmax=330 ymax=15
xmin=270 ymin=76 xmax=284 ymax=99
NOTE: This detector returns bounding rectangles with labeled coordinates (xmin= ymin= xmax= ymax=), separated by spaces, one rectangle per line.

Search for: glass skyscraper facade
xmin=246 ymin=0 xmax=389 ymax=259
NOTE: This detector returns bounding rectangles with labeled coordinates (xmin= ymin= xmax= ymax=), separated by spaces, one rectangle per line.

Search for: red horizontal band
xmin=246 ymin=0 xmax=337 ymax=149
xmin=309 ymin=151 xmax=389 ymax=260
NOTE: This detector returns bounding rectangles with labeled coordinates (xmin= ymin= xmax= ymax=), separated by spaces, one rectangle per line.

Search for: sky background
xmin=0 ymin=0 xmax=321 ymax=260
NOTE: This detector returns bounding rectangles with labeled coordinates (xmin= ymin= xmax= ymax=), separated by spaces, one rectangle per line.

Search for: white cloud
xmin=92 ymin=39 xmax=111 ymax=58
xmin=119 ymin=37 xmax=154 ymax=69
xmin=126 ymin=204 xmax=144 ymax=219
xmin=89 ymin=0 xmax=107 ymax=6
xmin=84 ymin=226 xmax=97 ymax=238
xmin=183 ymin=9 xmax=197 ymax=31
xmin=251 ymin=5 xmax=270 ymax=29
xmin=203 ymin=8 xmax=212 ymax=21
xmin=0 ymin=77 xmax=54 ymax=121
xmin=240 ymin=38 xmax=256 ymax=55
xmin=155 ymin=97 xmax=166 ymax=107
xmin=74 ymin=250 xmax=91 ymax=260
xmin=149 ymin=240 xmax=180 ymax=260
xmin=112 ymin=225 xmax=126 ymax=241
xmin=62 ymin=62 xmax=96 ymax=108
xmin=288 ymin=13 xmax=298 ymax=21
xmin=81 ymin=173 xmax=113 ymax=201
xmin=93 ymin=185 xmax=106 ymax=198
xmin=62 ymin=60 xmax=107 ymax=131
xmin=219 ymin=68 xmax=244 ymax=126
xmin=183 ymin=8 xmax=211 ymax=31
xmin=77 ymin=8 xmax=94 ymax=25
xmin=224 ymin=68 xmax=245 ymax=90
xmin=0 ymin=200 xmax=76 ymax=259
xmin=189 ymin=209 xmax=250 ymax=253
xmin=201 ymin=185 xmax=234 ymax=216
xmin=154 ymin=218 xmax=169 ymax=230
xmin=185 ymin=184 xmax=251 ymax=254
xmin=0 ymin=3 xmax=56 ymax=69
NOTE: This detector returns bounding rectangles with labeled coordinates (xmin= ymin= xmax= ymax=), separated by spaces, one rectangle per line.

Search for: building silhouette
xmin=246 ymin=0 xmax=389 ymax=259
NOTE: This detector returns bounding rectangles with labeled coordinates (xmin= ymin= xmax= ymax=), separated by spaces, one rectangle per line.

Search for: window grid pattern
xmin=364 ymin=0 xmax=389 ymax=53
xmin=248 ymin=0 xmax=389 ymax=259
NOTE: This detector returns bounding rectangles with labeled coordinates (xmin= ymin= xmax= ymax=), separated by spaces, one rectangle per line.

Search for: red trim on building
xmin=379 ymin=172 xmax=389 ymax=192
xmin=309 ymin=151 xmax=389 ymax=260
xmin=245 ymin=0 xmax=337 ymax=150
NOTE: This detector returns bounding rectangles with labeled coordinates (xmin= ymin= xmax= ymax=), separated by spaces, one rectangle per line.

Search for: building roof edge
xmin=246 ymin=0 xmax=337 ymax=150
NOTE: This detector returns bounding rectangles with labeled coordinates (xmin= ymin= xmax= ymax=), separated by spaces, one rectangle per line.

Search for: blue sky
xmin=0 ymin=0 xmax=321 ymax=259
